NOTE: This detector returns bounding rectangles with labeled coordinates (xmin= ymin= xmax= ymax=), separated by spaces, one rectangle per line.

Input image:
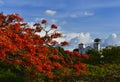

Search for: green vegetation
xmin=82 ymin=49 xmax=101 ymax=65
xmin=78 ymin=64 xmax=120 ymax=82
xmin=81 ymin=46 xmax=120 ymax=65
xmin=0 ymin=61 xmax=27 ymax=82
xmin=102 ymin=46 xmax=120 ymax=64
xmin=77 ymin=46 xmax=120 ymax=82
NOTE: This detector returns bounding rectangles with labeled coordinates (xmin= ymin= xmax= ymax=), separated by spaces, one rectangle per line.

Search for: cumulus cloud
xmin=78 ymin=33 xmax=93 ymax=43
xmin=45 ymin=10 xmax=56 ymax=16
xmin=63 ymin=33 xmax=120 ymax=50
xmin=103 ymin=33 xmax=120 ymax=46
xmin=63 ymin=32 xmax=93 ymax=50
xmin=84 ymin=11 xmax=94 ymax=16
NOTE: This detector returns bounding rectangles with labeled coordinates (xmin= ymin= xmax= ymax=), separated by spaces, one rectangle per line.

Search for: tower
xmin=93 ymin=38 xmax=101 ymax=51
xmin=93 ymin=42 xmax=100 ymax=51
xmin=78 ymin=43 xmax=85 ymax=54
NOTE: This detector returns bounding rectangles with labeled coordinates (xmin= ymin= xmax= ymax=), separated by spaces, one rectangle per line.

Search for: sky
xmin=1 ymin=0 xmax=120 ymax=50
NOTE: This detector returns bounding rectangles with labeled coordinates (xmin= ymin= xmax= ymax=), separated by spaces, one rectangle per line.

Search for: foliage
xmin=81 ymin=46 xmax=120 ymax=65
xmin=50 ymin=64 xmax=120 ymax=82
xmin=0 ymin=13 xmax=88 ymax=82
xmin=0 ymin=61 xmax=27 ymax=82
xmin=81 ymin=50 xmax=101 ymax=65
xmin=102 ymin=46 xmax=120 ymax=64
xmin=74 ymin=64 xmax=120 ymax=82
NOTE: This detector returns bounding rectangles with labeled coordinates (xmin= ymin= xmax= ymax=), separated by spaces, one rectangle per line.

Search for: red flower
xmin=36 ymin=65 xmax=43 ymax=72
xmin=41 ymin=19 xmax=47 ymax=24
xmin=52 ymin=62 xmax=62 ymax=69
xmin=79 ymin=63 xmax=86 ymax=71
xmin=0 ymin=51 xmax=6 ymax=61
xmin=35 ymin=26 xmax=42 ymax=32
xmin=51 ymin=24 xmax=57 ymax=29
xmin=51 ymin=33 xmax=62 ymax=38
xmin=50 ymin=40 xmax=58 ymax=45
xmin=60 ymin=41 xmax=68 ymax=46
xmin=45 ymin=71 xmax=54 ymax=79
xmin=43 ymin=64 xmax=51 ymax=71
xmin=74 ymin=64 xmax=80 ymax=72
xmin=33 ymin=23 xmax=40 ymax=26
xmin=51 ymin=55 xmax=60 ymax=59
xmin=7 ymin=61 xmax=13 ymax=65
xmin=21 ymin=23 xmax=27 ymax=26
xmin=15 ymin=59 xmax=22 ymax=65
xmin=74 ymin=51 xmax=81 ymax=58
xmin=82 ymin=54 xmax=89 ymax=59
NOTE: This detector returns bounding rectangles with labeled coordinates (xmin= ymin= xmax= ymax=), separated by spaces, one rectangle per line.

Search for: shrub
xmin=0 ymin=13 xmax=88 ymax=81
xmin=81 ymin=50 xmax=101 ymax=65
xmin=102 ymin=46 xmax=120 ymax=64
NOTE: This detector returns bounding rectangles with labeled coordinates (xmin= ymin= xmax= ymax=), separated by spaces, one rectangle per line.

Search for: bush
xmin=81 ymin=50 xmax=101 ymax=65
xmin=0 ymin=61 xmax=27 ymax=82
xmin=0 ymin=13 xmax=88 ymax=82
xmin=102 ymin=46 xmax=120 ymax=64
xmin=77 ymin=64 xmax=120 ymax=82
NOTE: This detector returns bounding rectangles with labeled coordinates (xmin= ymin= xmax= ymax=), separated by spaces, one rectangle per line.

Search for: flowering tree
xmin=0 ymin=13 xmax=89 ymax=81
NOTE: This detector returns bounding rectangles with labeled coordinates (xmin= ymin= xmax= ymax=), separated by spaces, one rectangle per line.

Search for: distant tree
xmin=80 ymin=49 xmax=101 ymax=65
xmin=102 ymin=46 xmax=120 ymax=64
xmin=73 ymin=48 xmax=79 ymax=52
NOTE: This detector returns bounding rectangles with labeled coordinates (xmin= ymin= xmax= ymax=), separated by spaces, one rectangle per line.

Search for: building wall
xmin=93 ymin=42 xmax=100 ymax=51
xmin=78 ymin=42 xmax=100 ymax=54
xmin=78 ymin=43 xmax=86 ymax=54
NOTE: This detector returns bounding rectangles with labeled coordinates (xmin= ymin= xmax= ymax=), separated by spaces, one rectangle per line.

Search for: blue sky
xmin=1 ymin=0 xmax=120 ymax=37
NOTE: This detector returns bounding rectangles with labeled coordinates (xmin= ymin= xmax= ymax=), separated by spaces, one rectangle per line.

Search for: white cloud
xmin=103 ymin=33 xmax=120 ymax=46
xmin=78 ymin=33 xmax=93 ymax=43
xmin=70 ymin=14 xmax=78 ymax=18
xmin=45 ymin=10 xmax=56 ymax=16
xmin=84 ymin=11 xmax=94 ymax=16
xmin=61 ymin=32 xmax=120 ymax=50
xmin=63 ymin=32 xmax=93 ymax=50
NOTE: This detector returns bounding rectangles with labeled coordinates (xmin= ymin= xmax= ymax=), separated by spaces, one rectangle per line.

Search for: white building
xmin=93 ymin=42 xmax=100 ymax=51
xmin=78 ymin=41 xmax=100 ymax=54
xmin=78 ymin=43 xmax=86 ymax=54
